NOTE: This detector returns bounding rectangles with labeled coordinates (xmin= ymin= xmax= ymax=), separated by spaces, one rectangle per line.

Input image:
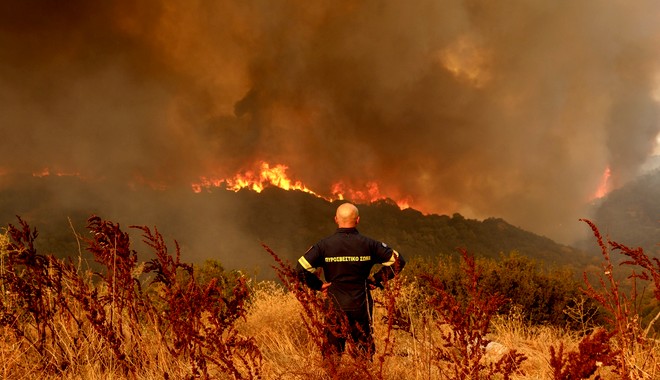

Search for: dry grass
xmin=238 ymin=283 xmax=656 ymax=379
xmin=1 ymin=217 xmax=659 ymax=379
xmin=1 ymin=274 xmax=656 ymax=380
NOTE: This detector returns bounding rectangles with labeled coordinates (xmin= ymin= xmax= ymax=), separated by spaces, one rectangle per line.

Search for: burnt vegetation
xmin=0 ymin=216 xmax=658 ymax=378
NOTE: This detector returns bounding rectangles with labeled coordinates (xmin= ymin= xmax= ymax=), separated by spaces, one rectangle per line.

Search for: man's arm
xmin=295 ymin=255 xmax=324 ymax=291
xmin=370 ymin=250 xmax=406 ymax=289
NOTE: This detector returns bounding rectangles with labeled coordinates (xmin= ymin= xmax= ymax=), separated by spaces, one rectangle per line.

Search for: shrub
xmin=405 ymin=252 xmax=596 ymax=328
xmin=549 ymin=328 xmax=616 ymax=380
xmin=138 ymin=223 xmax=262 ymax=379
xmin=479 ymin=252 xmax=599 ymax=328
xmin=418 ymin=248 xmax=526 ymax=379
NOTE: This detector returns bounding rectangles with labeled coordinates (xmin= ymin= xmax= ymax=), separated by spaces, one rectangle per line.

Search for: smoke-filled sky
xmin=1 ymin=0 xmax=659 ymax=243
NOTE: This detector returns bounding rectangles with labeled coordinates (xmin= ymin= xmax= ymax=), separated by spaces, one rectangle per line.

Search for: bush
xmin=405 ymin=252 xmax=598 ymax=328
xmin=479 ymin=252 xmax=599 ymax=327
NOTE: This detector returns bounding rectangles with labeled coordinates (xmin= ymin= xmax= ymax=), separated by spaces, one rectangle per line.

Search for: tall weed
xmin=549 ymin=219 xmax=660 ymax=379
xmin=418 ymin=248 xmax=526 ymax=379
xmin=0 ymin=216 xmax=261 ymax=379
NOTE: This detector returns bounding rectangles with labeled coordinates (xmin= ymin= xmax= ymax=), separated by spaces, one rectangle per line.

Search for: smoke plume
xmin=1 ymin=0 xmax=659 ymax=243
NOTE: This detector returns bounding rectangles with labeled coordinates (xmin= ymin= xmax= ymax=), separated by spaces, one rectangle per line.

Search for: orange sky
xmin=1 ymin=1 xmax=659 ymax=243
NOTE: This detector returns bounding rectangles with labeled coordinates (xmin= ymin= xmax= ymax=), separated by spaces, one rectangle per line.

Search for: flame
xmin=17 ymin=163 xmax=413 ymax=209
xmin=192 ymin=162 xmax=320 ymax=196
xmin=33 ymin=168 xmax=52 ymax=178
xmin=592 ymin=166 xmax=611 ymax=199
xmin=331 ymin=181 xmax=411 ymax=209
xmin=192 ymin=161 xmax=412 ymax=209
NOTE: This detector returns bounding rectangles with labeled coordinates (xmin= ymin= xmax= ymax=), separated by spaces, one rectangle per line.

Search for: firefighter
xmin=295 ymin=202 xmax=405 ymax=360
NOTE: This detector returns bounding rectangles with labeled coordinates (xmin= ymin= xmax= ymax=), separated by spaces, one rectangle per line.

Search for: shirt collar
xmin=336 ymin=227 xmax=359 ymax=234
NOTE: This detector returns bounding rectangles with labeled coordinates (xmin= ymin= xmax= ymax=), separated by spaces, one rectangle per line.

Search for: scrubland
xmin=0 ymin=216 xmax=658 ymax=379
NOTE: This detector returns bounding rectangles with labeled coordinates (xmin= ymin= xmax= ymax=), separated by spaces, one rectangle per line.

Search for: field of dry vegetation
xmin=0 ymin=216 xmax=658 ymax=379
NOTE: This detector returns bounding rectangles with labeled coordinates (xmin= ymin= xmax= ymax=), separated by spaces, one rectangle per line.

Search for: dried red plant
xmin=549 ymin=328 xmax=616 ymax=380
xmin=0 ymin=217 xmax=84 ymax=373
xmin=136 ymin=224 xmax=262 ymax=379
xmin=578 ymin=218 xmax=656 ymax=378
xmin=262 ymin=243 xmax=351 ymax=375
xmin=419 ymin=248 xmax=526 ymax=379
xmin=0 ymin=216 xmax=262 ymax=379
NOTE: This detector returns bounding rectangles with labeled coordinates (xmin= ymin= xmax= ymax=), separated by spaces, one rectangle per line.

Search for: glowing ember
xmin=32 ymin=167 xmax=81 ymax=178
xmin=592 ymin=166 xmax=611 ymax=199
xmin=192 ymin=161 xmax=411 ymax=209
xmin=33 ymin=168 xmax=51 ymax=178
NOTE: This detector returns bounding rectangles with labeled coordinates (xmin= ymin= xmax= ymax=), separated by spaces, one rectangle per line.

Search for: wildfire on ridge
xmin=191 ymin=161 xmax=411 ymax=209
xmin=330 ymin=181 xmax=411 ymax=209
xmin=192 ymin=162 xmax=319 ymax=195
xmin=592 ymin=166 xmax=611 ymax=200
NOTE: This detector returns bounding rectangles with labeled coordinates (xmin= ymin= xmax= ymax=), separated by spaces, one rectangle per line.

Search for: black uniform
xmin=296 ymin=227 xmax=405 ymax=357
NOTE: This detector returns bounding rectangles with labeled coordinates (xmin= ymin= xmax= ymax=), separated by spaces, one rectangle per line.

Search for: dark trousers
xmin=324 ymin=305 xmax=375 ymax=359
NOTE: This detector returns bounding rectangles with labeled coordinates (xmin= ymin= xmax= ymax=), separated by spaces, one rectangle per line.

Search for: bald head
xmin=335 ymin=203 xmax=360 ymax=228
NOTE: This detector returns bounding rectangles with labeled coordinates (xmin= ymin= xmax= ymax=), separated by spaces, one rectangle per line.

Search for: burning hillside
xmin=191 ymin=161 xmax=411 ymax=209
xmin=1 ymin=1 xmax=659 ymax=244
xmin=0 ymin=172 xmax=593 ymax=273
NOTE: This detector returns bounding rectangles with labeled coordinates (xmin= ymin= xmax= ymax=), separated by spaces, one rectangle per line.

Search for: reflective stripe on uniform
xmin=382 ymin=250 xmax=399 ymax=267
xmin=298 ymin=256 xmax=315 ymax=273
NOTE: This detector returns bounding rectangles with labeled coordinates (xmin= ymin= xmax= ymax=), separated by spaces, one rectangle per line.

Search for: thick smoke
xmin=1 ymin=0 xmax=659 ymax=243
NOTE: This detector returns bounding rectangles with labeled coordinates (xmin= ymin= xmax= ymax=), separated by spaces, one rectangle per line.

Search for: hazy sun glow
xmin=438 ymin=34 xmax=491 ymax=88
